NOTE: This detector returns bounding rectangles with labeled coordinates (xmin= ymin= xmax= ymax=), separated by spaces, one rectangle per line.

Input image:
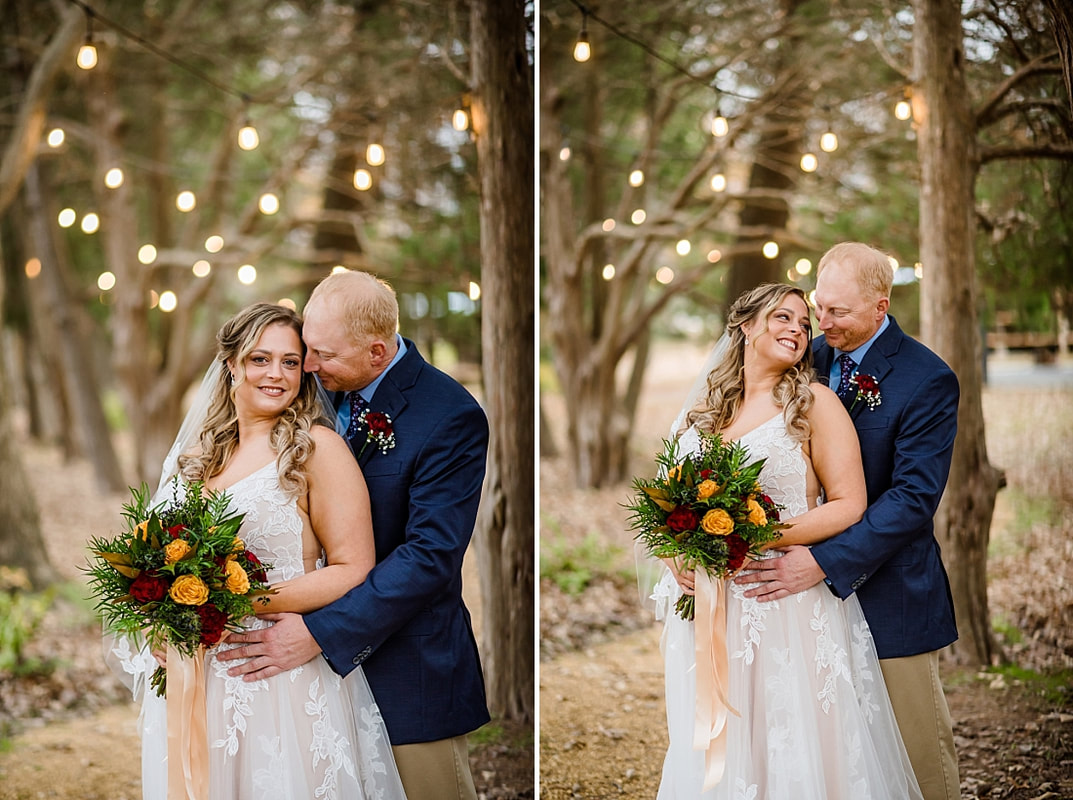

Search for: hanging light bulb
xmin=366 ymin=143 xmax=385 ymax=166
xmin=820 ymin=130 xmax=838 ymax=153
xmin=628 ymin=169 xmax=644 ymax=187
xmin=76 ymin=10 xmax=97 ymax=70
xmin=237 ymin=123 xmax=259 ymax=150
xmin=452 ymin=107 xmax=469 ymax=131
xmin=47 ymin=128 xmax=65 ymax=148
xmin=711 ymin=111 xmax=729 ymax=138
xmin=710 ymin=173 xmax=727 ymax=193
xmin=573 ymin=11 xmax=591 ymax=62
xmin=800 ymin=153 xmax=818 ymax=173
xmin=353 ymin=169 xmax=373 ymax=191
xmin=77 ymin=41 xmax=98 ymax=70
xmin=104 ymin=168 xmax=124 ymax=189
xmin=176 ymin=191 xmax=196 ymax=212
xmin=894 ymin=100 xmax=912 ymax=121
xmin=258 ymin=193 xmax=280 ymax=215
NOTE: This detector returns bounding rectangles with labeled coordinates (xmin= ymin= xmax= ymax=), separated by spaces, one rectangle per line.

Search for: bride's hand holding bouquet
xmin=626 ymin=430 xmax=786 ymax=620
xmin=86 ymin=478 xmax=273 ymax=696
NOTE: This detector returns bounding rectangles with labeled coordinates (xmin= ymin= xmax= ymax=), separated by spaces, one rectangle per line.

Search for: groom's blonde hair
xmin=817 ymin=242 xmax=893 ymax=301
xmin=305 ymin=270 xmax=399 ymax=346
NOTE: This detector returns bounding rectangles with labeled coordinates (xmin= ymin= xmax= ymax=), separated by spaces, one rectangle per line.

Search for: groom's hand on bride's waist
xmin=733 ymin=545 xmax=826 ymax=602
xmin=217 ymin=612 xmax=322 ymax=681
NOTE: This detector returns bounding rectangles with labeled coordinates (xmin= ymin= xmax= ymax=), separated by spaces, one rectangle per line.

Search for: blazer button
xmin=352 ymin=646 xmax=373 ymax=665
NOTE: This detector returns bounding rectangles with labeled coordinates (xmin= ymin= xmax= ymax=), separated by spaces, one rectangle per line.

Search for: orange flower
xmin=701 ymin=508 xmax=734 ymax=536
xmin=169 ymin=574 xmax=209 ymax=606
xmin=133 ymin=520 xmax=150 ymax=541
xmin=667 ymin=465 xmax=683 ymax=481
xmin=225 ymin=561 xmax=250 ymax=595
xmin=696 ymin=479 xmax=720 ymax=500
xmin=746 ymin=498 xmax=767 ymax=526
xmin=164 ymin=539 xmax=191 ymax=564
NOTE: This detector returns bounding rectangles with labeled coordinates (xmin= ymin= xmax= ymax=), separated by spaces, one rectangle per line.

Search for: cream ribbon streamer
xmin=166 ymin=644 xmax=209 ymax=800
xmin=692 ymin=571 xmax=739 ymax=790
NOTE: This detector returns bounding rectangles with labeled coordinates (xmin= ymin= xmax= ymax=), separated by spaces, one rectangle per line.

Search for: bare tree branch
xmin=978 ymin=141 xmax=1073 ymax=163
xmin=974 ymin=51 xmax=1062 ymax=129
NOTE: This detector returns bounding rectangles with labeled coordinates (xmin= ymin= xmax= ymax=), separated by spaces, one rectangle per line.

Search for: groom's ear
xmin=368 ymin=339 xmax=390 ymax=366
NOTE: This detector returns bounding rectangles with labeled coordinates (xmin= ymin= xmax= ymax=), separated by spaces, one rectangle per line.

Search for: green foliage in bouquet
xmin=625 ymin=431 xmax=786 ymax=619
xmin=86 ymin=479 xmax=273 ymax=694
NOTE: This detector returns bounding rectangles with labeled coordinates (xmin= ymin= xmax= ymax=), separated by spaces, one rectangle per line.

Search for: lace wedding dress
xmin=108 ymin=462 xmax=406 ymax=800
xmin=652 ymin=417 xmax=923 ymax=799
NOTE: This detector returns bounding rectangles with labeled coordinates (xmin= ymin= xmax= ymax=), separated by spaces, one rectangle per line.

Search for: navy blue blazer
xmin=304 ymin=339 xmax=490 ymax=744
xmin=811 ymin=316 xmax=959 ymax=659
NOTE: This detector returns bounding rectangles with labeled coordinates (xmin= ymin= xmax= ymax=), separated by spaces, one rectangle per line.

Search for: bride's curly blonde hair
xmin=683 ymin=283 xmax=816 ymax=443
xmin=178 ymin=303 xmax=328 ymax=497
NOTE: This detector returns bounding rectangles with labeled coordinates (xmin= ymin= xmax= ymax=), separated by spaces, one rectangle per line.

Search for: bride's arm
xmin=255 ymin=427 xmax=376 ymax=614
xmin=768 ymin=385 xmax=866 ymax=548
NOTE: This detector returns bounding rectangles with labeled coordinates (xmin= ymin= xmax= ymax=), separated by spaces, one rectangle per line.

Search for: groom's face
xmin=302 ymin=308 xmax=378 ymax=393
xmin=814 ymin=262 xmax=887 ymax=353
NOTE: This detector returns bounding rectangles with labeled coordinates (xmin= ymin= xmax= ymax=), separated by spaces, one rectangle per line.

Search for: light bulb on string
xmin=104 ymin=167 xmax=124 ymax=188
xmin=453 ymin=107 xmax=469 ymax=132
xmin=573 ymin=11 xmax=591 ymax=62
xmin=710 ymin=173 xmax=727 ymax=193
xmin=628 ymin=169 xmax=644 ymax=187
xmin=81 ymin=213 xmax=100 ymax=234
xmin=176 ymin=191 xmax=196 ymax=212
xmin=47 ymin=128 xmax=65 ymax=148
xmin=820 ymin=130 xmax=838 ymax=153
xmin=894 ymin=100 xmax=912 ymax=121
xmin=58 ymin=208 xmax=76 ymax=228
xmin=258 ymin=193 xmax=280 ymax=215
xmin=237 ymin=123 xmax=259 ymax=150
xmin=800 ymin=153 xmax=818 ymax=173
xmin=353 ymin=169 xmax=373 ymax=191
xmin=366 ymin=143 xmax=385 ymax=166
xmin=711 ymin=110 xmax=729 ymax=138
xmin=762 ymin=241 xmax=779 ymax=259
xmin=76 ymin=9 xmax=97 ymax=70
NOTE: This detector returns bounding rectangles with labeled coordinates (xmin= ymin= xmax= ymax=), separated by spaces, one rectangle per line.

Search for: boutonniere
xmin=355 ymin=409 xmax=397 ymax=456
xmin=849 ymin=373 xmax=882 ymax=411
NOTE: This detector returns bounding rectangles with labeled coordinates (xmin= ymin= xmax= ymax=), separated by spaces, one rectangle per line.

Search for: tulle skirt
xmin=653 ymin=568 xmax=923 ymax=800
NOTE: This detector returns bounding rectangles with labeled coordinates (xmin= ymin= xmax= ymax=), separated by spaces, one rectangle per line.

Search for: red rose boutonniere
xmin=356 ymin=409 xmax=397 ymax=457
xmin=849 ymin=373 xmax=882 ymax=412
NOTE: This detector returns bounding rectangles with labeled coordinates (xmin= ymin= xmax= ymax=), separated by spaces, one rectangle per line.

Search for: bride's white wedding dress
xmin=652 ymin=418 xmax=923 ymax=799
xmin=108 ymin=462 xmax=406 ymax=800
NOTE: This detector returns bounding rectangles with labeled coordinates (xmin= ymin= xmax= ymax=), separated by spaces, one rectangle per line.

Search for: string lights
xmin=76 ymin=7 xmax=98 ymax=70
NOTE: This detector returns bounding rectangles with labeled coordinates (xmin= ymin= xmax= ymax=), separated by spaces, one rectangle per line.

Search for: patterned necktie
xmin=344 ymin=392 xmax=367 ymax=442
xmin=836 ymin=353 xmax=856 ymax=399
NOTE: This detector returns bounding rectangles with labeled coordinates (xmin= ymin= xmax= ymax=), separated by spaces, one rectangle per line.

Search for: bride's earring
xmin=230 ymin=373 xmax=237 ymax=386
xmin=744 ymin=335 xmax=750 ymax=346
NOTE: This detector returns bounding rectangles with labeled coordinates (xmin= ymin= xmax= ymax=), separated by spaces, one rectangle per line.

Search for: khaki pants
xmin=392 ymin=734 xmax=477 ymax=800
xmin=880 ymin=651 xmax=961 ymax=800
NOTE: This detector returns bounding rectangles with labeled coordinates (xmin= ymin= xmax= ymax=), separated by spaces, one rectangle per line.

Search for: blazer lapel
xmin=357 ymin=340 xmax=421 ymax=467
xmin=849 ymin=317 xmax=901 ymax=420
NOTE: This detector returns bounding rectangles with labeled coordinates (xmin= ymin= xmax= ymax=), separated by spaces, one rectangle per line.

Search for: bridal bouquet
xmin=626 ymin=431 xmax=785 ymax=620
xmin=86 ymin=479 xmax=273 ymax=695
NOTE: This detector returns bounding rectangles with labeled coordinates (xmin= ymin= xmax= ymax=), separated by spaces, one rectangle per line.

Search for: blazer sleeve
xmin=811 ymin=366 xmax=959 ymax=598
xmin=304 ymin=400 xmax=489 ymax=676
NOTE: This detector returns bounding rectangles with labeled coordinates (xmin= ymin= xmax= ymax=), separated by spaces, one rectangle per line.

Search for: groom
xmin=220 ymin=270 xmax=490 ymax=800
xmin=735 ymin=242 xmax=961 ymax=800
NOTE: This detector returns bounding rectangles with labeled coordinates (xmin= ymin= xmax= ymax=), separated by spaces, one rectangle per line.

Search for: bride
xmin=651 ymin=283 xmax=922 ymax=799
xmin=107 ymin=303 xmax=406 ymax=799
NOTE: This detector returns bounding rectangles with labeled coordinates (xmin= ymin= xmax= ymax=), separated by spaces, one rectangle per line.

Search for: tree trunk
xmin=0 ymin=230 xmax=55 ymax=590
xmin=471 ymin=0 xmax=534 ymax=724
xmin=1043 ymin=0 xmax=1073 ymax=118
xmin=22 ymin=163 xmax=126 ymax=493
xmin=913 ymin=0 xmax=1003 ymax=666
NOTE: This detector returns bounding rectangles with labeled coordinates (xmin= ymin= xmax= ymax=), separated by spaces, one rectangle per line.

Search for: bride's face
xmin=743 ymin=294 xmax=811 ymax=370
xmin=232 ymin=323 xmax=304 ymax=418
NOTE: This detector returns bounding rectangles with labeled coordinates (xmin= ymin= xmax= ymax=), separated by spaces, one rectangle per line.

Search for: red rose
xmin=725 ymin=533 xmax=749 ymax=571
xmin=243 ymin=551 xmax=267 ymax=583
xmin=760 ymin=493 xmax=780 ymax=522
xmin=699 ymin=469 xmax=712 ymax=479
xmin=130 ymin=571 xmax=169 ymax=603
xmin=365 ymin=412 xmax=392 ymax=435
xmin=167 ymin=525 xmax=186 ymax=539
xmin=854 ymin=374 xmax=879 ymax=393
xmin=197 ymin=603 xmax=228 ymax=646
xmin=666 ymin=506 xmax=700 ymax=533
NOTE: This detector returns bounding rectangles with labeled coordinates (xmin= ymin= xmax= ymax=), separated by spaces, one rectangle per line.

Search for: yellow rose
xmin=169 ymin=574 xmax=209 ymax=606
xmin=231 ymin=537 xmax=245 ymax=553
xmin=746 ymin=498 xmax=767 ymax=526
xmin=133 ymin=520 xmax=150 ymax=541
xmin=701 ymin=508 xmax=734 ymax=536
xmin=164 ymin=539 xmax=191 ymax=564
xmin=667 ymin=465 xmax=683 ymax=481
xmin=696 ymin=479 xmax=720 ymax=500
xmin=225 ymin=561 xmax=250 ymax=595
